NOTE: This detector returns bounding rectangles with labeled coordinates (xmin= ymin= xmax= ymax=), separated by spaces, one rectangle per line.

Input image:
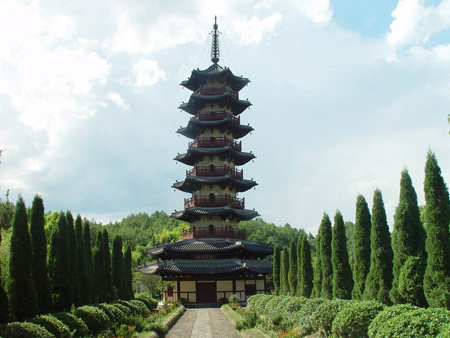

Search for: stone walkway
xmin=166 ymin=308 xmax=239 ymax=338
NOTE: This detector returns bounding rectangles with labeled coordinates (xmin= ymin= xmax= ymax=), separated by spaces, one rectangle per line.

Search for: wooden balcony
xmin=182 ymin=225 xmax=246 ymax=240
xmin=195 ymin=86 xmax=238 ymax=99
xmin=184 ymin=195 xmax=245 ymax=209
xmin=186 ymin=165 xmax=243 ymax=179
xmin=189 ymin=136 xmax=241 ymax=151
xmin=196 ymin=111 xmax=240 ymax=124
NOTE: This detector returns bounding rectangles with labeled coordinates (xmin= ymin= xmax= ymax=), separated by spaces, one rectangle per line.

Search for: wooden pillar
xmin=177 ymin=278 xmax=180 ymax=301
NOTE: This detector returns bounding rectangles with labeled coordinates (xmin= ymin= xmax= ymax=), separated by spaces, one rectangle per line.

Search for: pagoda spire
xmin=210 ymin=16 xmax=220 ymax=64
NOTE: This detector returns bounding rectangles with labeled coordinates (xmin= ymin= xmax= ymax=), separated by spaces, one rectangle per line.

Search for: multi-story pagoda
xmin=138 ymin=18 xmax=273 ymax=303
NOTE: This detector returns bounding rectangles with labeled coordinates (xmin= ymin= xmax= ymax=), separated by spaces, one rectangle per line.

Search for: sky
xmin=0 ymin=0 xmax=449 ymax=235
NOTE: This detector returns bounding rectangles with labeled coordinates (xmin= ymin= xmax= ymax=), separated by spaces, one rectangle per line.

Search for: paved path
xmin=166 ymin=308 xmax=239 ymax=338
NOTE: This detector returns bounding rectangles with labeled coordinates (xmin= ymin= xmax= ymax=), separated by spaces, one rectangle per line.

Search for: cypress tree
xmin=423 ymin=151 xmax=450 ymax=308
xmin=272 ymin=244 xmax=281 ymax=295
xmin=123 ymin=245 xmax=133 ymax=300
xmin=66 ymin=211 xmax=81 ymax=306
xmin=364 ymin=189 xmax=393 ymax=304
xmin=0 ymin=221 xmax=9 ymax=323
xmin=288 ymin=239 xmax=297 ymax=296
xmin=83 ymin=220 xmax=94 ymax=303
xmin=75 ymin=215 xmax=89 ymax=305
xmin=48 ymin=212 xmax=73 ymax=311
xmin=30 ymin=195 xmax=53 ymax=314
xmin=94 ymin=231 xmax=106 ymax=302
xmin=352 ymin=194 xmax=372 ymax=299
xmin=112 ymin=235 xmax=125 ymax=299
xmin=319 ymin=213 xmax=333 ymax=299
xmin=298 ymin=233 xmax=313 ymax=297
xmin=102 ymin=229 xmax=115 ymax=301
xmin=296 ymin=235 xmax=302 ymax=296
xmin=313 ymin=230 xmax=322 ymax=298
xmin=8 ymin=196 xmax=38 ymax=320
xmin=332 ymin=211 xmax=353 ymax=299
xmin=280 ymin=247 xmax=290 ymax=296
xmin=390 ymin=169 xmax=427 ymax=306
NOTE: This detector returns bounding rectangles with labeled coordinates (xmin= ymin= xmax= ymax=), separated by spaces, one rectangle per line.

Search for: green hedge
xmin=367 ymin=304 xmax=419 ymax=338
xmin=0 ymin=322 xmax=53 ymax=338
xmin=51 ymin=312 xmax=89 ymax=338
xmin=29 ymin=315 xmax=71 ymax=338
xmin=95 ymin=303 xmax=126 ymax=323
xmin=111 ymin=302 xmax=132 ymax=316
xmin=309 ymin=299 xmax=351 ymax=336
xmin=73 ymin=305 xmax=110 ymax=334
xmin=135 ymin=295 xmax=158 ymax=311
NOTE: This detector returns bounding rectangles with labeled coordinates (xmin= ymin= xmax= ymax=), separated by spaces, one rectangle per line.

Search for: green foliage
xmin=0 ymin=226 xmax=9 ymax=323
xmin=332 ymin=211 xmax=353 ymax=299
xmin=398 ymin=256 xmax=427 ymax=306
xmin=297 ymin=233 xmax=313 ymax=297
xmin=30 ymin=195 xmax=53 ymax=315
xmin=112 ymin=235 xmax=125 ymax=299
xmin=135 ymin=294 xmax=159 ymax=310
xmin=110 ymin=302 xmax=132 ymax=316
xmin=319 ymin=213 xmax=333 ymax=299
xmin=371 ymin=307 xmax=450 ymax=338
xmin=30 ymin=314 xmax=71 ymax=338
xmin=423 ymin=151 xmax=450 ymax=308
xmin=123 ymin=246 xmax=133 ymax=300
xmin=292 ymin=298 xmax=326 ymax=336
xmin=0 ymin=190 xmax=15 ymax=230
xmin=0 ymin=321 xmax=53 ymax=338
xmin=367 ymin=303 xmax=418 ymax=338
xmin=273 ymin=244 xmax=281 ymax=295
xmin=390 ymin=169 xmax=427 ymax=306
xmin=288 ymin=239 xmax=297 ymax=295
xmin=66 ymin=211 xmax=81 ymax=307
xmin=331 ymin=300 xmax=384 ymax=338
xmin=74 ymin=215 xmax=89 ymax=306
xmin=236 ymin=311 xmax=258 ymax=331
xmin=280 ymin=247 xmax=290 ymax=295
xmin=364 ymin=190 xmax=393 ymax=304
xmin=8 ymin=196 xmax=38 ymax=320
xmin=48 ymin=212 xmax=73 ymax=312
xmin=352 ymin=194 xmax=371 ymax=300
xmin=228 ymin=293 xmax=241 ymax=304
xmin=94 ymin=303 xmax=125 ymax=323
xmin=102 ymin=229 xmax=115 ymax=301
xmin=51 ymin=312 xmax=89 ymax=338
xmin=73 ymin=305 xmax=110 ymax=334
xmin=309 ymin=299 xmax=350 ymax=336
xmin=94 ymin=231 xmax=106 ymax=303
xmin=82 ymin=220 xmax=94 ymax=304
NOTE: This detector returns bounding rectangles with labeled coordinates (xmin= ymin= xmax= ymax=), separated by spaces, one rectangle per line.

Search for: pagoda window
xmin=209 ymin=224 xmax=214 ymax=234
xmin=209 ymin=193 xmax=215 ymax=202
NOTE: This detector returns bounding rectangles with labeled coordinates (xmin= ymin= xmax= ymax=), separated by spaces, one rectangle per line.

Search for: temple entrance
xmin=245 ymin=284 xmax=256 ymax=300
xmin=196 ymin=281 xmax=217 ymax=303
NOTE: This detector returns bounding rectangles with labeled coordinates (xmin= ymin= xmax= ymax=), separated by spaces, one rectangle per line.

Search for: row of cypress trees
xmin=0 ymin=195 xmax=134 ymax=323
xmin=273 ymin=151 xmax=450 ymax=309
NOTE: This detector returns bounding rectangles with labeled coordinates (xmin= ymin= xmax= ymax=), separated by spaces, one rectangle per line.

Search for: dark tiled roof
xmin=137 ymin=258 xmax=272 ymax=275
xmin=178 ymin=92 xmax=251 ymax=115
xmin=174 ymin=146 xmax=256 ymax=166
xmin=172 ymin=175 xmax=257 ymax=193
xmin=177 ymin=118 xmax=253 ymax=140
xmin=171 ymin=206 xmax=259 ymax=221
xmin=181 ymin=65 xmax=250 ymax=92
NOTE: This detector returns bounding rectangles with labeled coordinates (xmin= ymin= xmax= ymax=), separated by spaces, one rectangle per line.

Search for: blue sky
xmin=0 ymin=0 xmax=449 ymax=235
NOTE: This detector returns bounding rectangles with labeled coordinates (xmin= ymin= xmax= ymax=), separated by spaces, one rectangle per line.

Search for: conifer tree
xmin=112 ymin=235 xmax=125 ymax=299
xmin=83 ymin=220 xmax=94 ymax=303
xmin=102 ymin=229 xmax=115 ymax=301
xmin=423 ymin=151 xmax=450 ymax=308
xmin=280 ymin=247 xmax=290 ymax=296
xmin=94 ymin=231 xmax=106 ymax=302
xmin=298 ymin=233 xmax=313 ymax=297
xmin=75 ymin=215 xmax=89 ymax=305
xmin=30 ymin=195 xmax=53 ymax=314
xmin=48 ymin=212 xmax=73 ymax=311
xmin=272 ymin=244 xmax=281 ymax=295
xmin=66 ymin=211 xmax=81 ymax=306
xmin=288 ymin=239 xmax=297 ymax=295
xmin=0 ymin=222 xmax=9 ymax=323
xmin=352 ymin=194 xmax=372 ymax=299
xmin=123 ymin=245 xmax=133 ymax=300
xmin=8 ymin=196 xmax=38 ymax=320
xmin=319 ymin=213 xmax=333 ymax=299
xmin=313 ymin=230 xmax=322 ymax=298
xmin=296 ymin=235 xmax=302 ymax=296
xmin=390 ymin=169 xmax=427 ymax=306
xmin=364 ymin=189 xmax=393 ymax=304
xmin=332 ymin=211 xmax=353 ymax=299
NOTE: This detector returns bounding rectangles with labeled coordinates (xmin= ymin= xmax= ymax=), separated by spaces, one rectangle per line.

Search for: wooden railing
xmin=182 ymin=225 xmax=246 ymax=240
xmin=195 ymin=86 xmax=238 ymax=99
xmin=186 ymin=165 xmax=243 ymax=179
xmin=195 ymin=111 xmax=240 ymax=124
xmin=184 ymin=195 xmax=245 ymax=209
xmin=189 ymin=136 xmax=241 ymax=151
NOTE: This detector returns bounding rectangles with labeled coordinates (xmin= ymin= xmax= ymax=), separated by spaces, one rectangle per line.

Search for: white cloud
xmin=287 ymin=0 xmax=333 ymax=25
xmin=107 ymin=92 xmax=130 ymax=110
xmin=131 ymin=59 xmax=167 ymax=87
xmin=233 ymin=13 xmax=283 ymax=45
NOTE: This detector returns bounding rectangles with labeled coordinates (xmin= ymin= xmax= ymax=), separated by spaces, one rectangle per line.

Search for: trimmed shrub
xmin=51 ymin=312 xmax=88 ymax=338
xmin=264 ymin=296 xmax=284 ymax=316
xmin=114 ymin=300 xmax=141 ymax=314
xmin=73 ymin=305 xmax=110 ymax=333
xmin=95 ymin=303 xmax=125 ymax=323
xmin=30 ymin=314 xmax=71 ymax=338
xmin=111 ymin=302 xmax=132 ymax=316
xmin=293 ymin=298 xmax=326 ymax=335
xmin=281 ymin=296 xmax=308 ymax=313
xmin=309 ymin=299 xmax=351 ymax=336
xmin=135 ymin=295 xmax=158 ymax=310
xmin=437 ymin=323 xmax=450 ymax=338
xmin=0 ymin=322 xmax=53 ymax=338
xmin=372 ymin=307 xmax=450 ymax=338
xmin=248 ymin=294 xmax=272 ymax=312
xmin=130 ymin=299 xmax=150 ymax=316
xmin=236 ymin=311 xmax=258 ymax=331
xmin=332 ymin=300 xmax=384 ymax=338
xmin=368 ymin=304 xmax=418 ymax=338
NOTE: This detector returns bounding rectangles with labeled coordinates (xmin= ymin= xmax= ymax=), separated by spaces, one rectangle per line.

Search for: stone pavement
xmin=166 ymin=308 xmax=239 ymax=338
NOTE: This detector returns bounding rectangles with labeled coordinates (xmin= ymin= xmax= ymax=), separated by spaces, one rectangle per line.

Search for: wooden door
xmin=196 ymin=282 xmax=217 ymax=303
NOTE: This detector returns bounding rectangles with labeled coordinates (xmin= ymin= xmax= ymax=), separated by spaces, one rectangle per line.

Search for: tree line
xmin=0 ymin=195 xmax=133 ymax=323
xmin=273 ymin=150 xmax=450 ymax=309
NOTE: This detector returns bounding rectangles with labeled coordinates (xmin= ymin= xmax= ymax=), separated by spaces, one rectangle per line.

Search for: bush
xmin=95 ymin=303 xmax=126 ymax=323
xmin=247 ymin=294 xmax=272 ymax=312
xmin=130 ymin=299 xmax=150 ymax=316
xmin=281 ymin=297 xmax=309 ymax=313
xmin=0 ymin=322 xmax=53 ymax=338
xmin=145 ymin=320 xmax=167 ymax=336
xmin=114 ymin=300 xmax=141 ymax=314
xmin=51 ymin=312 xmax=89 ymax=338
xmin=367 ymin=304 xmax=418 ymax=338
xmin=293 ymin=298 xmax=326 ymax=335
xmin=228 ymin=294 xmax=241 ymax=304
xmin=331 ymin=300 xmax=384 ymax=338
xmin=135 ymin=295 xmax=158 ymax=310
xmin=236 ymin=311 xmax=259 ymax=331
xmin=371 ymin=307 xmax=450 ymax=338
xmin=29 ymin=315 xmax=71 ymax=338
xmin=437 ymin=323 xmax=450 ymax=338
xmin=111 ymin=303 xmax=132 ymax=316
xmin=264 ymin=296 xmax=284 ymax=316
xmin=73 ymin=305 xmax=110 ymax=334
xmin=309 ymin=299 xmax=350 ymax=336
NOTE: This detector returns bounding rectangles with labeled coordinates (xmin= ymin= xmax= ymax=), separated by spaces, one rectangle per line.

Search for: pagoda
xmin=138 ymin=18 xmax=273 ymax=303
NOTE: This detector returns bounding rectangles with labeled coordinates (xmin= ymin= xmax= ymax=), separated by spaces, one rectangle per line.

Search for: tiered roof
xmin=173 ymin=175 xmax=257 ymax=193
xmin=171 ymin=206 xmax=259 ymax=222
xmin=179 ymin=92 xmax=251 ymax=115
xmin=175 ymin=146 xmax=255 ymax=166
xmin=177 ymin=117 xmax=253 ymax=139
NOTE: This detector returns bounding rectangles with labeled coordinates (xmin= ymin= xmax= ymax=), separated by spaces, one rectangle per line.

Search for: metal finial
xmin=210 ymin=16 xmax=220 ymax=64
